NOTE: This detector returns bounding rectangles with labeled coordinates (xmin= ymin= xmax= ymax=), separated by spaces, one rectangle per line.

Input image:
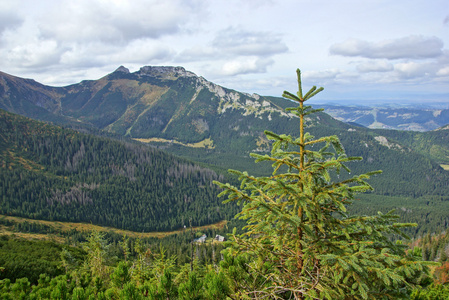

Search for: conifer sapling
xmin=215 ymin=69 xmax=428 ymax=299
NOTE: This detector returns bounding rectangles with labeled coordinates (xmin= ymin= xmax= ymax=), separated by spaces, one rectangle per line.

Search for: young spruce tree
xmin=215 ymin=69 xmax=427 ymax=299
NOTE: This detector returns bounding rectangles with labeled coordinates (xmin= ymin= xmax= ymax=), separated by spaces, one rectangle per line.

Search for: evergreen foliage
xmin=0 ymin=231 xmax=234 ymax=299
xmin=0 ymin=228 xmax=443 ymax=299
xmin=0 ymin=235 xmax=84 ymax=284
xmin=214 ymin=69 xmax=430 ymax=299
xmin=0 ymin=109 xmax=238 ymax=231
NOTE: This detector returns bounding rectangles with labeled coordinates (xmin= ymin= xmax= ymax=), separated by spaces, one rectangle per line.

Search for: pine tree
xmin=215 ymin=69 xmax=428 ymax=299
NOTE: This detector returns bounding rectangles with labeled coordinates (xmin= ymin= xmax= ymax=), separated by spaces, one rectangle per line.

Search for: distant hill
xmin=0 ymin=109 xmax=237 ymax=232
xmin=315 ymin=104 xmax=449 ymax=131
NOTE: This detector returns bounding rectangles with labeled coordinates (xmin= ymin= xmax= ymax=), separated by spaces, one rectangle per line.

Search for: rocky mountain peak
xmin=137 ymin=66 xmax=197 ymax=79
xmin=114 ymin=66 xmax=130 ymax=73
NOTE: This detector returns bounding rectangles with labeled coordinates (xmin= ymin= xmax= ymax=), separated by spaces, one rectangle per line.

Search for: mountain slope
xmin=59 ymin=66 xmax=298 ymax=145
xmin=0 ymin=71 xmax=67 ymax=123
xmin=371 ymin=127 xmax=449 ymax=165
xmin=0 ymin=109 xmax=237 ymax=231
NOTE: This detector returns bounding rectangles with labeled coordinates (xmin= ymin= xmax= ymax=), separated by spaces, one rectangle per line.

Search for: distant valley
xmin=315 ymin=104 xmax=449 ymax=131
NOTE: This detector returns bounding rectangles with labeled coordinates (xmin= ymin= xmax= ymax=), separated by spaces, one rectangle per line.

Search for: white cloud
xmin=303 ymin=69 xmax=340 ymax=81
xmin=177 ymin=27 xmax=289 ymax=63
xmin=6 ymin=39 xmax=63 ymax=69
xmin=59 ymin=39 xmax=175 ymax=69
xmin=330 ymin=36 xmax=444 ymax=60
xmin=221 ymin=57 xmax=274 ymax=76
xmin=357 ymin=61 xmax=394 ymax=73
xmin=175 ymin=46 xmax=217 ymax=62
xmin=175 ymin=26 xmax=287 ymax=76
xmin=436 ymin=66 xmax=449 ymax=76
xmin=38 ymin=0 xmax=200 ymax=44
xmin=394 ymin=61 xmax=439 ymax=79
xmin=107 ymin=40 xmax=175 ymax=64
xmin=0 ymin=0 xmax=198 ymax=74
xmin=212 ymin=27 xmax=288 ymax=57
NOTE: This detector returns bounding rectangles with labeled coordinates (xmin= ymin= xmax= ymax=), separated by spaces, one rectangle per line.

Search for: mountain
xmin=0 ymin=71 xmax=65 ymax=122
xmin=0 ymin=66 xmax=349 ymax=172
xmin=0 ymin=109 xmax=237 ymax=232
xmin=315 ymin=104 xmax=449 ymax=131
xmin=1 ymin=66 xmax=449 ymax=235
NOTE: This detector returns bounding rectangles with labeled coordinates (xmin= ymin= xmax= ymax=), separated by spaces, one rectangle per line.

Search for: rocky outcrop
xmin=138 ymin=66 xmax=196 ymax=79
xmin=114 ymin=66 xmax=130 ymax=73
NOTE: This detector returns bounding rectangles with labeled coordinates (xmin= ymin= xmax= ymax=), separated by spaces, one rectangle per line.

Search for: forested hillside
xmin=370 ymin=127 xmax=449 ymax=165
xmin=0 ymin=109 xmax=238 ymax=231
xmin=2 ymin=66 xmax=449 ymax=236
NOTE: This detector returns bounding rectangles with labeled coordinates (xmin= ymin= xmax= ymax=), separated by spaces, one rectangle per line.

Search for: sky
xmin=1 ymin=0 xmax=448 ymax=105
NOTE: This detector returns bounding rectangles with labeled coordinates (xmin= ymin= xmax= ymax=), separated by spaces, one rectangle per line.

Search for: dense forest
xmin=0 ymin=109 xmax=239 ymax=232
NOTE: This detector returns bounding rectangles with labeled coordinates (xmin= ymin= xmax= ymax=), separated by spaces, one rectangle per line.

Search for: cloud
xmin=0 ymin=12 xmax=23 ymax=34
xmin=444 ymin=15 xmax=449 ymax=26
xmin=176 ymin=26 xmax=288 ymax=76
xmin=394 ymin=61 xmax=438 ymax=79
xmin=303 ymin=69 xmax=340 ymax=81
xmin=176 ymin=27 xmax=288 ymax=63
xmin=357 ymin=61 xmax=394 ymax=73
xmin=175 ymin=46 xmax=217 ymax=62
xmin=0 ymin=0 xmax=195 ymax=73
xmin=330 ymin=35 xmax=444 ymax=59
xmin=221 ymin=57 xmax=274 ymax=76
xmin=38 ymin=0 xmax=201 ymax=44
xmin=107 ymin=40 xmax=175 ymax=64
xmin=212 ymin=27 xmax=288 ymax=57
xmin=60 ymin=39 xmax=175 ymax=68
xmin=6 ymin=39 xmax=64 ymax=69
xmin=436 ymin=66 xmax=449 ymax=76
xmin=0 ymin=2 xmax=23 ymax=34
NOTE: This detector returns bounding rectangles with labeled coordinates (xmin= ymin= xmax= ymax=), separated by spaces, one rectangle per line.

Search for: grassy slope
xmin=0 ymin=214 xmax=228 ymax=240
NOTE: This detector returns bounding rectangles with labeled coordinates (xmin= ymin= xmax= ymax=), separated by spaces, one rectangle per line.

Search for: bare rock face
xmin=138 ymin=66 xmax=197 ymax=78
